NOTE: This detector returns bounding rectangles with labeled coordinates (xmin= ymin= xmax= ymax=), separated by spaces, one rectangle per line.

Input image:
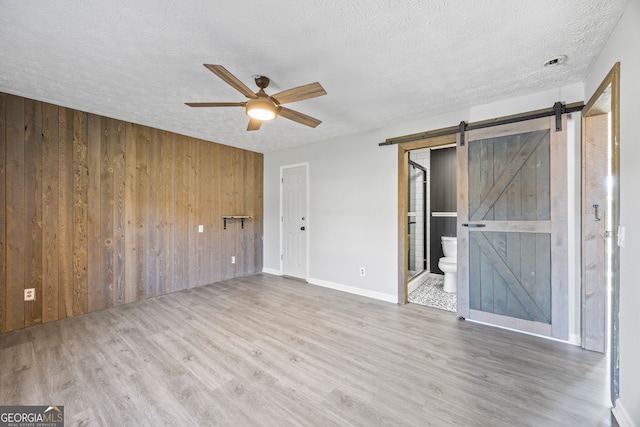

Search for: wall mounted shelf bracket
xmin=222 ymin=215 xmax=252 ymax=230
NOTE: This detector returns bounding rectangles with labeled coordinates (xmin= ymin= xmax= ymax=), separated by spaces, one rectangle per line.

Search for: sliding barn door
xmin=457 ymin=116 xmax=568 ymax=339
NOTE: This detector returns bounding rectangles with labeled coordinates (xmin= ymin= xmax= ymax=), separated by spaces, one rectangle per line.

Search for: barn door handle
xmin=462 ymin=223 xmax=486 ymax=228
xmin=593 ymin=204 xmax=601 ymax=221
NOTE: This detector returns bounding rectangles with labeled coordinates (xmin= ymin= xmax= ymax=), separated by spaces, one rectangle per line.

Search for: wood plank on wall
xmin=86 ymin=113 xmax=102 ymax=313
xmin=187 ymin=137 xmax=197 ymax=289
xmin=166 ymin=133 xmax=176 ymax=293
xmin=198 ymin=139 xmax=209 ymax=284
xmin=24 ymin=98 xmax=43 ymax=327
xmin=124 ymin=122 xmax=137 ymax=303
xmin=210 ymin=143 xmax=222 ymax=284
xmin=42 ymin=102 xmax=60 ymax=323
xmin=101 ymin=117 xmax=116 ymax=309
xmin=172 ymin=134 xmax=186 ymax=292
xmin=243 ymin=151 xmax=255 ymax=276
xmin=72 ymin=110 xmax=89 ymax=316
xmin=113 ymin=119 xmax=126 ymax=307
xmin=58 ymin=107 xmax=74 ymax=319
xmin=220 ymin=146 xmax=236 ymax=281
xmin=134 ymin=125 xmax=148 ymax=301
xmin=234 ymin=149 xmax=246 ymax=276
xmin=5 ymin=94 xmax=26 ymax=332
xmin=194 ymin=139 xmax=204 ymax=286
xmin=159 ymin=128 xmax=169 ymax=292
xmin=148 ymin=127 xmax=160 ymax=297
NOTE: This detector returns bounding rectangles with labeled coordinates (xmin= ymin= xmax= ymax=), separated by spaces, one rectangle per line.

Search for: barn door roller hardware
xmin=380 ymin=101 xmax=584 ymax=147
xmin=553 ymin=101 xmax=566 ymax=131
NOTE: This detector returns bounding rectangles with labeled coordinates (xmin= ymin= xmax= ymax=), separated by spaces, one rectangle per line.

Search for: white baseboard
xmin=613 ymin=398 xmax=637 ymax=427
xmin=308 ymin=277 xmax=398 ymax=304
xmin=262 ymin=267 xmax=282 ymax=276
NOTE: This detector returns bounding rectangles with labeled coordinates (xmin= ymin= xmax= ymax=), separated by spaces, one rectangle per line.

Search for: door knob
xmin=300 ymin=226 xmax=306 ymax=231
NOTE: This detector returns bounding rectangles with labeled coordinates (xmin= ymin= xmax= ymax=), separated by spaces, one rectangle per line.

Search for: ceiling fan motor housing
xmin=254 ymin=75 xmax=270 ymax=89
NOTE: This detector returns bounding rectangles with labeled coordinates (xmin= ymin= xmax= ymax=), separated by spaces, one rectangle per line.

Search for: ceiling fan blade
xmin=203 ymin=64 xmax=258 ymax=99
xmin=271 ymin=82 xmax=327 ymax=105
xmin=277 ymin=107 xmax=322 ymax=128
xmin=247 ymin=118 xmax=263 ymax=131
xmin=185 ymin=102 xmax=246 ymax=107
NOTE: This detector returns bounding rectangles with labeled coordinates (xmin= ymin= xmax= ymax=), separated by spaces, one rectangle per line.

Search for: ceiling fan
xmin=186 ymin=64 xmax=327 ymax=131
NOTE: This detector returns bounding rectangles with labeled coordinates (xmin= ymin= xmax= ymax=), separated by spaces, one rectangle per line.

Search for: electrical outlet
xmin=231 ymin=256 xmax=236 ymax=264
xmin=359 ymin=267 xmax=366 ymax=277
xmin=24 ymin=288 xmax=36 ymax=301
xmin=198 ymin=225 xmax=204 ymax=233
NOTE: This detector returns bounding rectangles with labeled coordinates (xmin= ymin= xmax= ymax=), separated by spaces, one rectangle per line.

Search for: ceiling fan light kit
xmin=186 ymin=64 xmax=326 ymax=131
xmin=246 ymin=97 xmax=277 ymax=120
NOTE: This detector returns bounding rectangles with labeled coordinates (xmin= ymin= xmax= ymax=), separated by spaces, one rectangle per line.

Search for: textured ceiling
xmin=0 ymin=0 xmax=629 ymax=153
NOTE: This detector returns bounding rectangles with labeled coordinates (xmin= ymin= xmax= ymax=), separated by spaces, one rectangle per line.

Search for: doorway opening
xmin=406 ymin=147 xmax=458 ymax=313
xmin=396 ymin=133 xmax=458 ymax=309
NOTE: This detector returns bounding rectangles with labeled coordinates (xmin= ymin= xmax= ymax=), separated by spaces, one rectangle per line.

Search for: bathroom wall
xmin=430 ymin=147 xmax=457 ymax=273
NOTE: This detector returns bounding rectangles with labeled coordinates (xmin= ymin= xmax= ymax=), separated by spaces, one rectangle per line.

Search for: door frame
xmin=397 ymin=134 xmax=457 ymax=303
xmin=280 ymin=162 xmax=310 ymax=279
xmin=582 ymin=62 xmax=620 ymax=402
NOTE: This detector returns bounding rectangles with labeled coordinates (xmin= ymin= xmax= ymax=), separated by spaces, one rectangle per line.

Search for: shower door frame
xmin=408 ymin=160 xmax=427 ymax=279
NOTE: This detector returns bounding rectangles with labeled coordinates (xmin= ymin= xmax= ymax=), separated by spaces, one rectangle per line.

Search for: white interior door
xmin=282 ymin=164 xmax=307 ymax=279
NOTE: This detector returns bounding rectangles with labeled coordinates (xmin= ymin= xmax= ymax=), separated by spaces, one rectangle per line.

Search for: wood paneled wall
xmin=0 ymin=92 xmax=263 ymax=333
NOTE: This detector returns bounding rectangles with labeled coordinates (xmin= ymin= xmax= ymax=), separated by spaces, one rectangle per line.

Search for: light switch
xmin=198 ymin=225 xmax=204 ymax=233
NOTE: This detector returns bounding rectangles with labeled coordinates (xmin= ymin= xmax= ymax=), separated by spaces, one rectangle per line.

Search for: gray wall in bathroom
xmin=430 ymin=147 xmax=457 ymax=273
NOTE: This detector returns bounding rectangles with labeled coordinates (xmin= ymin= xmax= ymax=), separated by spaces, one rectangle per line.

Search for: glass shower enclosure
xmin=408 ymin=160 xmax=427 ymax=279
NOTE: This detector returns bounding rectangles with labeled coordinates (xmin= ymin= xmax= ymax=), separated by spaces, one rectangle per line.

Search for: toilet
xmin=438 ymin=236 xmax=457 ymax=293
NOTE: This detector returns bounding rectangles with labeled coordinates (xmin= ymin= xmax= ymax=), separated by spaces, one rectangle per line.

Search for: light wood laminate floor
xmin=0 ymin=274 xmax=612 ymax=426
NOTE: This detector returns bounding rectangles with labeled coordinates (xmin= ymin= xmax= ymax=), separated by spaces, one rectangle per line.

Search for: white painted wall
xmin=264 ymin=83 xmax=583 ymax=312
xmin=585 ymin=1 xmax=640 ymax=426
xmin=264 ymin=127 xmax=399 ymax=301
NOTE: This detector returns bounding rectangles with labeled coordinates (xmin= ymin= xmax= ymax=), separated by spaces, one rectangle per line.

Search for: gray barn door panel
xmin=458 ymin=116 xmax=568 ymax=339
